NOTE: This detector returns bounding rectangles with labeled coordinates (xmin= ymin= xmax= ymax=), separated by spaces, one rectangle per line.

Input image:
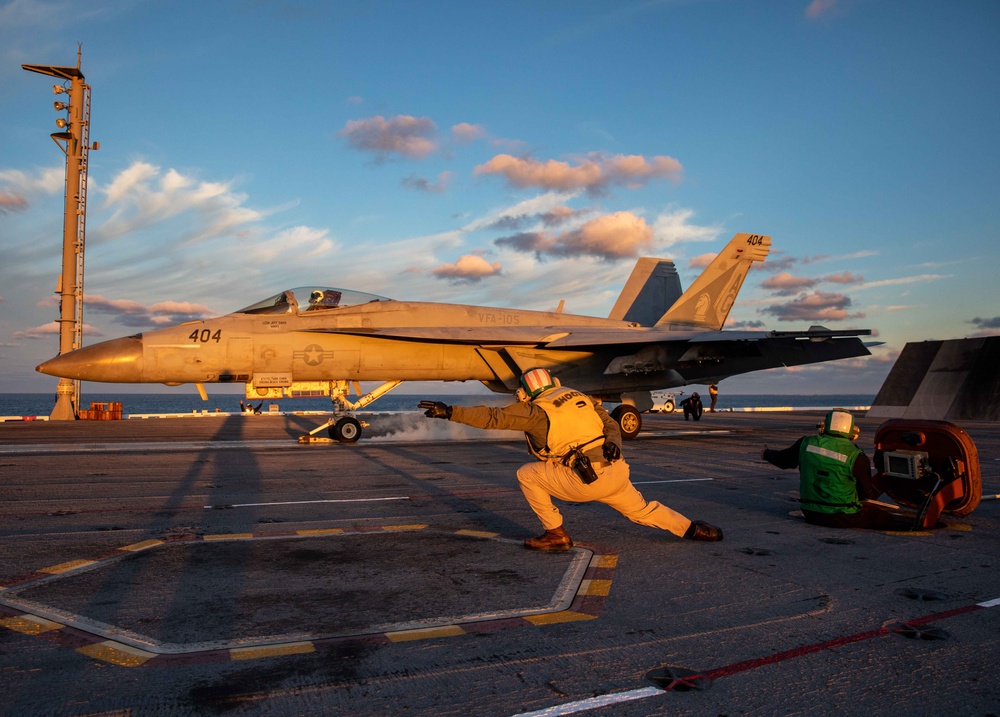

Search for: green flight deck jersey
xmin=798 ymin=434 xmax=863 ymax=514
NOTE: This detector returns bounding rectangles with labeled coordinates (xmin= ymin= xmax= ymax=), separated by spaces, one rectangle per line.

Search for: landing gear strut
xmin=298 ymin=380 xmax=403 ymax=443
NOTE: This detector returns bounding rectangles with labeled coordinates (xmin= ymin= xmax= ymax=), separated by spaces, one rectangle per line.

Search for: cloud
xmin=0 ymin=189 xmax=27 ymax=214
xmin=802 ymin=250 xmax=877 ymax=265
xmin=689 ymin=253 xmax=716 ymax=270
xmin=970 ymin=316 xmax=1000 ymax=330
xmin=805 ymin=0 xmax=838 ymax=20
xmin=338 ymin=115 xmax=439 ymax=160
xmin=822 ymin=271 xmax=864 ymax=285
xmin=243 ymin=225 xmax=335 ymax=264
xmin=761 ymin=291 xmax=865 ymax=322
xmin=541 ymin=205 xmax=579 ymax=227
xmin=761 ymin=270 xmax=865 ymax=296
xmin=14 ymin=321 xmax=103 ymax=339
xmin=95 ymin=161 xmax=265 ymax=245
xmin=495 ymin=211 xmax=654 ymax=262
xmin=602 ymin=154 xmax=683 ymax=187
xmin=726 ymin=319 xmax=767 ymax=329
xmin=855 ymin=274 xmax=950 ymax=291
xmin=82 ymin=293 xmax=215 ymax=328
xmin=462 ymin=191 xmax=581 ymax=233
xmin=0 ymin=167 xmax=65 ymax=197
xmin=451 ymin=123 xmax=486 ymax=144
xmin=761 ymin=272 xmax=819 ymax=296
xmin=651 ymin=207 xmax=721 ymax=247
xmin=431 ymin=254 xmax=502 ymax=283
xmin=402 ymin=171 xmax=452 ymax=193
xmin=474 ymin=152 xmax=682 ymax=194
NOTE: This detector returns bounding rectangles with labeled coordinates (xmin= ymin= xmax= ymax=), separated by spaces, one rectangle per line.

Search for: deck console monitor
xmin=882 ymin=450 xmax=929 ymax=481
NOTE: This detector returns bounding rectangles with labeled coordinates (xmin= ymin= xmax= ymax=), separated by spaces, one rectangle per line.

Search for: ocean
xmin=1 ymin=391 xmax=875 ymax=419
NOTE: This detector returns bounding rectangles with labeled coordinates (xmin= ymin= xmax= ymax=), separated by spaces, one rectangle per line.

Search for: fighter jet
xmin=36 ymin=233 xmax=873 ymax=442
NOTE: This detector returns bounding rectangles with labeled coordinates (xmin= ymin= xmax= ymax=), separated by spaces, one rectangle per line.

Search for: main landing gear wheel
xmin=329 ymin=416 xmax=362 ymax=443
xmin=611 ymin=405 xmax=642 ymax=440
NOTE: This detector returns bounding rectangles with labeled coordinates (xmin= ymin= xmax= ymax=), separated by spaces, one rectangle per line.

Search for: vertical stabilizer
xmin=655 ymin=233 xmax=770 ymax=330
xmin=608 ymin=258 xmax=682 ymax=326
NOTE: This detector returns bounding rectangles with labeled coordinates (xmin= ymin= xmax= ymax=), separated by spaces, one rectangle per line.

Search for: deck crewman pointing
xmin=420 ymin=368 xmax=723 ymax=550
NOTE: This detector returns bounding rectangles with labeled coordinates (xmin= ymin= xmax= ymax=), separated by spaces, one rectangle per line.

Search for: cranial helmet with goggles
xmin=819 ymin=408 xmax=860 ymax=440
xmin=517 ymin=368 xmax=560 ymax=401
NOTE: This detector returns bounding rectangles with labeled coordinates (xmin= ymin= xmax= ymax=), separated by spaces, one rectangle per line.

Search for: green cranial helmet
xmin=822 ymin=408 xmax=857 ymax=439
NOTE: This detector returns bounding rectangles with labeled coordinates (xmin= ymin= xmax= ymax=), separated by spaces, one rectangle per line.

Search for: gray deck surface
xmin=1 ymin=410 xmax=997 ymax=716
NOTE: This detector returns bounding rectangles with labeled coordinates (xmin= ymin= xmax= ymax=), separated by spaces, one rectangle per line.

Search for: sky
xmin=1 ymin=0 xmax=998 ymax=398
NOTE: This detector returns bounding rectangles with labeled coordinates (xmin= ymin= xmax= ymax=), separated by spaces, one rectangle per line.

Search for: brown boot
xmin=524 ymin=525 xmax=573 ymax=551
xmin=683 ymin=520 xmax=723 ymax=542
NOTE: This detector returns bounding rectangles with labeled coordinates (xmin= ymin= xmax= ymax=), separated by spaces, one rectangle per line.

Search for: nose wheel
xmin=330 ymin=416 xmax=362 ymax=443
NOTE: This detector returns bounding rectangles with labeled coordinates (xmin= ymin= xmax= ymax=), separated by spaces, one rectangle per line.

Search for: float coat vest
xmin=798 ymin=434 xmax=863 ymax=514
xmin=527 ymin=387 xmax=605 ymax=461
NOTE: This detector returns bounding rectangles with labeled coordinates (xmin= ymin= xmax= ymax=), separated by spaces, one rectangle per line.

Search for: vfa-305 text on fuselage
xmin=36 ymin=233 xmax=874 ymax=442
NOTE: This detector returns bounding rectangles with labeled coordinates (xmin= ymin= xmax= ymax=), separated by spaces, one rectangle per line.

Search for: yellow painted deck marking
xmin=579 ymin=579 xmax=612 ymax=596
xmin=593 ymin=554 xmax=618 ymax=569
xmin=386 ymin=625 xmax=466 ymax=642
xmin=0 ymin=615 xmax=64 ymax=635
xmin=39 ymin=559 xmax=95 ymax=574
xmin=204 ymin=533 xmax=254 ymax=541
xmin=382 ymin=524 xmax=428 ymax=532
xmin=76 ymin=641 xmax=157 ymax=667
xmin=456 ymin=529 xmax=500 ymax=538
xmin=524 ymin=611 xmax=597 ymax=626
xmin=230 ymin=641 xmax=315 ymax=661
xmin=295 ymin=528 xmax=345 ymax=535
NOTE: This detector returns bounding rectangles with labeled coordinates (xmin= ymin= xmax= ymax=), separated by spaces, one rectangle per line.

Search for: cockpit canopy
xmin=235 ymin=287 xmax=392 ymax=315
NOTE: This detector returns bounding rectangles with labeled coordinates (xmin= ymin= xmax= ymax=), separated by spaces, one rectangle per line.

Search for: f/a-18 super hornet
xmin=36 ymin=233 xmax=873 ymax=442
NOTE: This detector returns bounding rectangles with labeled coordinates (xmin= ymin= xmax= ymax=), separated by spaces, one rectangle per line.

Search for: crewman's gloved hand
xmin=419 ymin=400 xmax=452 ymax=419
xmin=603 ymin=441 xmax=621 ymax=462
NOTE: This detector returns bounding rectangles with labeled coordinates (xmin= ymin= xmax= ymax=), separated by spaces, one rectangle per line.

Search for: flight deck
xmin=1 ymin=411 xmax=997 ymax=716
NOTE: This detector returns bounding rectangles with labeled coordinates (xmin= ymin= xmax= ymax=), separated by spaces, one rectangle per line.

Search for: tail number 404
xmin=746 ymin=234 xmax=765 ymax=246
xmin=189 ymin=329 xmax=222 ymax=343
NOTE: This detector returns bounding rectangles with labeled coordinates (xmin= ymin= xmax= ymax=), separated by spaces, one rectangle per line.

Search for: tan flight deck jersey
xmin=448 ymin=389 xmax=692 ymax=537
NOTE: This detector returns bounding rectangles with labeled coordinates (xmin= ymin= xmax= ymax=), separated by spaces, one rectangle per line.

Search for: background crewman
xmin=761 ymin=408 xmax=902 ymax=529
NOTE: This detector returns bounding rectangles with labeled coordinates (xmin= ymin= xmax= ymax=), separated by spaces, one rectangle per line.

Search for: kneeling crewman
xmin=420 ymin=368 xmax=723 ymax=551
xmin=761 ymin=408 xmax=903 ymax=529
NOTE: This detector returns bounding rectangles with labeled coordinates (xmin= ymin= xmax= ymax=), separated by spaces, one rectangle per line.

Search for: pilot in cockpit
xmin=307 ymin=290 xmax=325 ymax=310
xmin=306 ymin=289 xmax=342 ymax=310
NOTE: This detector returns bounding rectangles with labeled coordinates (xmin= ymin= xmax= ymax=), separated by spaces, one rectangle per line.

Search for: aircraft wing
xmin=302 ymin=326 xmax=581 ymax=346
xmin=304 ymin=325 xmax=871 ymax=348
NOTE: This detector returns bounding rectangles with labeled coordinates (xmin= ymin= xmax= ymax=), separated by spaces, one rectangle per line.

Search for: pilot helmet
xmin=519 ymin=368 xmax=558 ymax=399
xmin=821 ymin=408 xmax=859 ymax=440
xmin=310 ymin=290 xmax=324 ymax=302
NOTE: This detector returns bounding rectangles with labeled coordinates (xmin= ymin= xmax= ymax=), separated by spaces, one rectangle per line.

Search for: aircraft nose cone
xmin=36 ymin=335 xmax=144 ymax=382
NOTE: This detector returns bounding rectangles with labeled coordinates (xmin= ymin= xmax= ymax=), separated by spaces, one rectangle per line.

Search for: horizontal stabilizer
xmin=768 ymin=327 xmax=872 ymax=340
